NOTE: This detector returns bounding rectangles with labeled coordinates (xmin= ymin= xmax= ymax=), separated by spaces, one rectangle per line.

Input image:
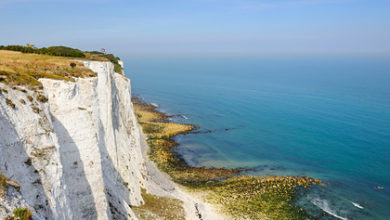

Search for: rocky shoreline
xmin=132 ymin=97 xmax=322 ymax=219
xmin=0 ymin=49 xmax=323 ymax=219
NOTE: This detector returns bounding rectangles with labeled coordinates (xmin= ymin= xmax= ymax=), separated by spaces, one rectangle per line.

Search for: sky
xmin=0 ymin=0 xmax=390 ymax=56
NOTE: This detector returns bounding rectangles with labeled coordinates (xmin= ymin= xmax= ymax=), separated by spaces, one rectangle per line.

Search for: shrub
xmin=20 ymin=99 xmax=26 ymax=104
xmin=70 ymin=62 xmax=77 ymax=68
xmin=45 ymin=46 xmax=85 ymax=57
xmin=86 ymin=50 xmax=104 ymax=55
xmin=12 ymin=208 xmax=32 ymax=220
xmin=30 ymin=105 xmax=40 ymax=113
xmin=0 ymin=45 xmax=36 ymax=53
xmin=114 ymin=64 xmax=122 ymax=74
xmin=103 ymin=53 xmax=118 ymax=63
xmin=5 ymin=98 xmax=15 ymax=109
xmin=36 ymin=94 xmax=48 ymax=103
xmin=0 ymin=45 xmax=85 ymax=58
xmin=0 ymin=173 xmax=8 ymax=194
xmin=27 ymin=96 xmax=33 ymax=102
xmin=103 ymin=54 xmax=123 ymax=74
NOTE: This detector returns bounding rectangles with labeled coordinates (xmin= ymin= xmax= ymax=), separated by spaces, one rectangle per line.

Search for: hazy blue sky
xmin=0 ymin=0 xmax=389 ymax=56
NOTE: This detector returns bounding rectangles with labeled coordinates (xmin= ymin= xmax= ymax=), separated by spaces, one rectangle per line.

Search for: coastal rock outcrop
xmin=0 ymin=61 xmax=146 ymax=219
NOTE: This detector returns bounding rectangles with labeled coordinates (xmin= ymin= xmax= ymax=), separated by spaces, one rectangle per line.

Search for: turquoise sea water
xmin=124 ymin=55 xmax=390 ymax=219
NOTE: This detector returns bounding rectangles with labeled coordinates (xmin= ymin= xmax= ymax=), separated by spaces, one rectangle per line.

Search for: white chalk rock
xmin=0 ymin=61 xmax=146 ymax=220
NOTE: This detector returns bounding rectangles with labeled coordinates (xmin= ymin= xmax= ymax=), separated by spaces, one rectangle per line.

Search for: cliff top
xmin=0 ymin=46 xmax=123 ymax=90
xmin=0 ymin=50 xmax=97 ymax=89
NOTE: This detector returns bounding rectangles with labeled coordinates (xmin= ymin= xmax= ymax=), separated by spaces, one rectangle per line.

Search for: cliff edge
xmin=0 ymin=61 xmax=146 ymax=219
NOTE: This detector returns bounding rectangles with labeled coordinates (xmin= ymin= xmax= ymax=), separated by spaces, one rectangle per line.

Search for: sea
xmin=124 ymin=54 xmax=390 ymax=219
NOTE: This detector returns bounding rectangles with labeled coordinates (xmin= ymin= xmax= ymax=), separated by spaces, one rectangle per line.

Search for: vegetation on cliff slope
xmin=0 ymin=45 xmax=85 ymax=57
xmin=132 ymin=189 xmax=185 ymax=220
xmin=0 ymin=50 xmax=95 ymax=89
xmin=84 ymin=51 xmax=123 ymax=74
xmin=0 ymin=45 xmax=125 ymax=90
xmin=0 ymin=45 xmax=123 ymax=74
xmin=8 ymin=208 xmax=32 ymax=220
xmin=0 ymin=173 xmax=8 ymax=197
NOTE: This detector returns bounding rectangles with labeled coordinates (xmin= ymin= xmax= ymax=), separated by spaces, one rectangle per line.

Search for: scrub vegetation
xmin=0 ymin=45 xmax=85 ymax=58
xmin=0 ymin=50 xmax=95 ymax=89
xmin=0 ymin=173 xmax=8 ymax=197
xmin=132 ymin=189 xmax=185 ymax=220
xmin=9 ymin=208 xmax=32 ymax=220
xmin=132 ymin=97 xmax=322 ymax=219
xmin=85 ymin=51 xmax=123 ymax=74
xmin=0 ymin=46 xmax=124 ymax=90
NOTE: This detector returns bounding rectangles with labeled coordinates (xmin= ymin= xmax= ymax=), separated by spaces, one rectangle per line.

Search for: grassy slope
xmin=0 ymin=50 xmax=96 ymax=89
xmin=0 ymin=173 xmax=8 ymax=197
xmin=132 ymin=189 xmax=185 ymax=220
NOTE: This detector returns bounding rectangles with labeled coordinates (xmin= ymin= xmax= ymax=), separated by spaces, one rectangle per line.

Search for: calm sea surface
xmin=124 ymin=54 xmax=390 ymax=219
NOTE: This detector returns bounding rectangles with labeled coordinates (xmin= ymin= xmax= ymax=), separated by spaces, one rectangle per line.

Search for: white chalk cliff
xmin=0 ymin=61 xmax=146 ymax=219
xmin=0 ymin=61 xmax=225 ymax=220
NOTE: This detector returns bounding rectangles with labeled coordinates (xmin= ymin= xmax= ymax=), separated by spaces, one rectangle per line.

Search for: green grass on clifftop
xmin=0 ymin=44 xmax=123 ymax=76
xmin=0 ymin=50 xmax=95 ymax=89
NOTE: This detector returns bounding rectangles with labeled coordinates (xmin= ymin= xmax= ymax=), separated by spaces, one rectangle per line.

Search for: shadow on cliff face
xmin=0 ymin=110 xmax=54 ymax=219
xmin=97 ymin=127 xmax=133 ymax=220
xmin=52 ymin=116 xmax=97 ymax=219
xmin=95 ymin=74 xmax=134 ymax=219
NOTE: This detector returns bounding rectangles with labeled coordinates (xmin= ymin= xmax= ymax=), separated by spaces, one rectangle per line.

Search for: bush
xmin=5 ymin=98 xmax=15 ymax=109
xmin=0 ymin=173 xmax=8 ymax=194
xmin=0 ymin=45 xmax=37 ymax=53
xmin=86 ymin=50 xmax=104 ymax=55
xmin=103 ymin=53 xmax=119 ymax=64
xmin=0 ymin=45 xmax=85 ymax=58
xmin=12 ymin=208 xmax=32 ymax=220
xmin=36 ymin=94 xmax=48 ymax=103
xmin=45 ymin=46 xmax=85 ymax=57
xmin=30 ymin=105 xmax=40 ymax=113
xmin=114 ymin=64 xmax=122 ymax=73
xmin=70 ymin=62 xmax=77 ymax=68
xmin=102 ymin=53 xmax=123 ymax=74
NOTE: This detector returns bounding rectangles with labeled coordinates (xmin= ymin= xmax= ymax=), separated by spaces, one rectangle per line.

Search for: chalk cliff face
xmin=0 ymin=61 xmax=146 ymax=219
